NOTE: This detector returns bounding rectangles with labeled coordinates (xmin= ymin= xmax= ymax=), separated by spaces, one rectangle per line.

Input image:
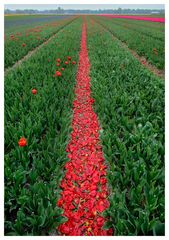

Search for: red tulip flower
xmin=64 ymin=61 xmax=69 ymax=65
xmin=67 ymin=56 xmax=71 ymax=61
xmin=72 ymin=61 xmax=76 ymax=65
xmin=22 ymin=43 xmax=26 ymax=47
xmin=32 ymin=89 xmax=37 ymax=95
xmin=54 ymin=71 xmax=62 ymax=77
xmin=18 ymin=137 xmax=27 ymax=147
xmin=61 ymin=68 xmax=65 ymax=71
xmin=56 ymin=63 xmax=60 ymax=66
xmin=57 ymin=58 xmax=61 ymax=63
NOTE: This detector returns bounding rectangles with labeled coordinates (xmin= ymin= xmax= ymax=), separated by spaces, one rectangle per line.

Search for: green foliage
xmin=5 ymin=17 xmax=76 ymax=69
xmin=4 ymin=17 xmax=82 ymax=235
xmin=93 ymin=16 xmax=165 ymax=70
xmin=4 ymin=16 xmax=165 ymax=236
xmin=87 ymin=18 xmax=164 ymax=236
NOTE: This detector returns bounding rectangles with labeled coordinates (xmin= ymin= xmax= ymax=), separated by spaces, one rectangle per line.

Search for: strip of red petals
xmin=57 ymin=23 xmax=112 ymax=236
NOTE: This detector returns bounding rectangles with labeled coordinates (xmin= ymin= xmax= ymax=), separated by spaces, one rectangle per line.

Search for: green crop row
xmin=5 ymin=17 xmax=82 ymax=236
xmin=93 ymin=16 xmax=165 ymax=70
xmin=108 ymin=17 xmax=165 ymax=32
xmin=87 ymin=18 xmax=164 ymax=236
xmin=5 ymin=16 xmax=76 ymax=69
xmin=105 ymin=18 xmax=164 ymax=41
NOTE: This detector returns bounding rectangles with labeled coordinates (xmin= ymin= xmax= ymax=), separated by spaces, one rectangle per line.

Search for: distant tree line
xmin=4 ymin=7 xmax=165 ymax=15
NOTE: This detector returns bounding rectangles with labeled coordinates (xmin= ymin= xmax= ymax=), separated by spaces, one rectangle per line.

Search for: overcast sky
xmin=5 ymin=4 xmax=165 ymax=10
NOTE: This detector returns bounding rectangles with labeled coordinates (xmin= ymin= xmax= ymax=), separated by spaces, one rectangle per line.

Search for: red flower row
xmin=57 ymin=23 xmax=112 ymax=236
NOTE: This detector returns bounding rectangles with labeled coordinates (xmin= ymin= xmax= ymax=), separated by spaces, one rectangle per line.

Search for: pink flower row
xmin=100 ymin=14 xmax=165 ymax=23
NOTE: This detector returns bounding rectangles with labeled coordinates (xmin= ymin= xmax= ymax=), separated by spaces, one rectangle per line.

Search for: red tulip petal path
xmin=57 ymin=23 xmax=113 ymax=236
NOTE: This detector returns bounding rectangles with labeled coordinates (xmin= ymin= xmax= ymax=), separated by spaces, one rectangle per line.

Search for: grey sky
xmin=5 ymin=4 xmax=165 ymax=11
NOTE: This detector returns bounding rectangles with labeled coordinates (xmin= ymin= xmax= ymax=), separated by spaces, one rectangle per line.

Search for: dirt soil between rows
xmin=4 ymin=18 xmax=75 ymax=76
xmin=95 ymin=19 xmax=165 ymax=80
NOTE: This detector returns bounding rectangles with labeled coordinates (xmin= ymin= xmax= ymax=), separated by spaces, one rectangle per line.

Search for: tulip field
xmin=5 ymin=15 xmax=77 ymax=68
xmin=4 ymin=15 xmax=165 ymax=236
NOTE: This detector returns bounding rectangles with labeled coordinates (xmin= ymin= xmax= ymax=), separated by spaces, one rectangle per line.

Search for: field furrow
xmin=5 ymin=17 xmax=82 ymax=236
xmin=87 ymin=17 xmax=164 ymax=236
xmin=5 ymin=16 xmax=77 ymax=69
xmin=92 ymin=18 xmax=164 ymax=79
xmin=4 ymin=12 xmax=165 ymax=237
xmin=93 ymin=16 xmax=165 ymax=70
xmin=57 ymin=21 xmax=112 ymax=236
xmin=5 ymin=23 xmax=72 ymax=76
